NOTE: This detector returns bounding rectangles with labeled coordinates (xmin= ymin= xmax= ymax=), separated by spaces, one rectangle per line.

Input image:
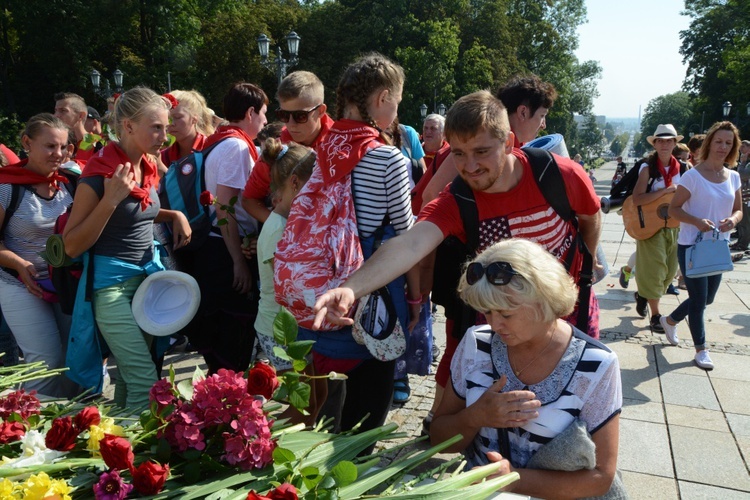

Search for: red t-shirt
xmin=411 ymin=143 xmax=451 ymax=214
xmin=418 ymin=149 xmax=600 ymax=280
xmin=242 ymin=114 xmax=334 ymax=200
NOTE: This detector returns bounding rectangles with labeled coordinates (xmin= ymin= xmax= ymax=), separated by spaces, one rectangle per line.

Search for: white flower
xmin=4 ymin=430 xmax=65 ymax=468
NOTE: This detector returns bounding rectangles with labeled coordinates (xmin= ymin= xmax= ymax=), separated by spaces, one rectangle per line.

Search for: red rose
xmin=247 ymin=362 xmax=279 ymax=400
xmin=99 ymin=434 xmax=134 ymax=471
xmin=267 ymin=483 xmax=298 ymax=500
xmin=0 ymin=421 xmax=25 ymax=444
xmin=73 ymin=406 xmax=101 ymax=433
xmin=45 ymin=416 xmax=79 ymax=451
xmin=131 ymin=460 xmax=169 ymax=495
xmin=199 ymin=190 xmax=215 ymax=207
xmin=246 ymin=492 xmax=271 ymax=500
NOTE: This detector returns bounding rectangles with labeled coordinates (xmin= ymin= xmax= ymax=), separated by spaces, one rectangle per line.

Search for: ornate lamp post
xmin=437 ymin=103 xmax=446 ymax=117
xmin=419 ymin=103 xmax=428 ymax=120
xmin=257 ymin=31 xmax=301 ymax=85
xmin=91 ymin=69 xmax=123 ymax=99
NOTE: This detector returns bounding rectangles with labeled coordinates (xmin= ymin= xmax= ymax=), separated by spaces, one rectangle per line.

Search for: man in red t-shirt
xmin=241 ymin=71 xmax=333 ymax=223
xmin=312 ymin=90 xmax=603 ymax=400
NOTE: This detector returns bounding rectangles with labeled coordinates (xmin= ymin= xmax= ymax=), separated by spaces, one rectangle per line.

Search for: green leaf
xmin=217 ymin=218 xmax=228 ymax=226
xmin=300 ymin=466 xmax=322 ymax=489
xmin=292 ymin=359 xmax=308 ymax=372
xmin=229 ymin=195 xmax=238 ymax=206
xmin=182 ymin=449 xmax=203 ymax=462
xmin=289 ymin=381 xmax=311 ymax=410
xmin=177 ymin=379 xmax=194 ymax=400
xmin=183 ymin=461 xmax=202 ymax=484
xmin=331 ymin=461 xmax=358 ymax=487
xmin=227 ymin=206 xmax=235 ymax=214
xmin=272 ymin=447 xmax=296 ymax=465
xmin=272 ymin=346 xmax=292 ymax=361
xmin=273 ymin=309 xmax=298 ymax=345
xmin=156 ymin=438 xmax=172 ymax=463
xmin=286 ymin=340 xmax=315 ymax=360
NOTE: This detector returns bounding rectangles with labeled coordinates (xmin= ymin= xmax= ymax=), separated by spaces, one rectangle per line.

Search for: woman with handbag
xmin=660 ymin=121 xmax=743 ymax=370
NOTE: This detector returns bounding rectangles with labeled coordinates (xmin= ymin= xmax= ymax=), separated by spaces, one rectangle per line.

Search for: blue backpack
xmin=158 ymin=140 xmax=227 ymax=251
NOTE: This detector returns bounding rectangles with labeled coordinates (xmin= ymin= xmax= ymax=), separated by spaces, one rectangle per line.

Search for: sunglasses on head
xmin=275 ymin=104 xmax=323 ymax=124
xmin=465 ymin=261 xmax=520 ymax=286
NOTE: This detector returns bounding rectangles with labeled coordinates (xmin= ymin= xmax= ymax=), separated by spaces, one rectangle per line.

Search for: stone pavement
xmin=111 ymin=158 xmax=750 ymax=499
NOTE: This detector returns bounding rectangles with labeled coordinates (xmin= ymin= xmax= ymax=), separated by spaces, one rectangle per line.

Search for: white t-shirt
xmin=204 ymin=137 xmax=258 ymax=236
xmin=254 ymin=211 xmax=286 ymax=337
xmin=638 ymin=162 xmax=682 ymax=191
xmin=677 ymin=168 xmax=741 ymax=245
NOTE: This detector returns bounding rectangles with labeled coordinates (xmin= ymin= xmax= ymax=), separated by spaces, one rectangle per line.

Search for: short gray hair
xmin=458 ymin=239 xmax=577 ymax=323
xmin=424 ymin=113 xmax=445 ymax=131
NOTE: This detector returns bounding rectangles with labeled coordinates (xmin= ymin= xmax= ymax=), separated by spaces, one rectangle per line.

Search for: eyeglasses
xmin=465 ymin=261 xmax=520 ymax=286
xmin=275 ymin=104 xmax=323 ymax=124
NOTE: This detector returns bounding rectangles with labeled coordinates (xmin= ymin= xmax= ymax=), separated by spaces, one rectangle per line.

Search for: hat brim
xmin=647 ymin=134 xmax=684 ymax=145
xmin=132 ymin=271 xmax=201 ymax=336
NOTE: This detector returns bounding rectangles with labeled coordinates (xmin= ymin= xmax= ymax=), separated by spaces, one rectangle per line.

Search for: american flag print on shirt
xmin=477 ymin=205 xmax=575 ymax=260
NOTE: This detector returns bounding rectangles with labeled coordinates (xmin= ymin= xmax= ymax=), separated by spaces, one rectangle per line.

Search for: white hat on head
xmin=131 ymin=271 xmax=201 ymax=337
xmin=647 ymin=124 xmax=684 ymax=145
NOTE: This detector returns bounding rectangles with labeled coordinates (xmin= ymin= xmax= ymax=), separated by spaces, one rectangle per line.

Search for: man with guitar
xmin=631 ymin=124 xmax=687 ymax=333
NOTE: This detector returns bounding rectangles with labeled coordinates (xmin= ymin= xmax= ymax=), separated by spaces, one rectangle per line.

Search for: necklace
xmin=509 ymin=325 xmax=557 ymax=378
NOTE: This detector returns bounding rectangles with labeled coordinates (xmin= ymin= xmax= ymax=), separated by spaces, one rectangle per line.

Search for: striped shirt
xmin=452 ymin=325 xmax=622 ymax=469
xmin=351 ymin=145 xmax=414 ymax=238
xmin=0 ymin=184 xmax=73 ymax=282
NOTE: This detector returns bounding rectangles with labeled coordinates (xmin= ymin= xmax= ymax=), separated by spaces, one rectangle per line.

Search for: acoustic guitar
xmin=622 ymin=192 xmax=679 ymax=240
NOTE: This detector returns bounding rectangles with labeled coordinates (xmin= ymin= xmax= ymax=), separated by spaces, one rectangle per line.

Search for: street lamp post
xmin=257 ymin=31 xmax=300 ymax=85
xmin=419 ymin=104 xmax=428 ymax=120
xmin=721 ymin=101 xmax=750 ymax=125
xmin=437 ymin=103 xmax=446 ymax=117
xmin=91 ymin=69 xmax=124 ymax=99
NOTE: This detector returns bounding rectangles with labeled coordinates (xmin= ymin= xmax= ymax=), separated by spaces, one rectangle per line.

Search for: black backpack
xmin=610 ymin=158 xmax=688 ymax=199
xmin=158 ymin=140 xmax=227 ymax=251
xmin=431 ymin=148 xmax=594 ymax=339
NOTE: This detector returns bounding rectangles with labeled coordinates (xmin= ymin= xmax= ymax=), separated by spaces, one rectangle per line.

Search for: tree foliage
xmin=0 ymin=0 xmax=600 ymax=145
xmin=637 ymin=91 xmax=692 ymax=152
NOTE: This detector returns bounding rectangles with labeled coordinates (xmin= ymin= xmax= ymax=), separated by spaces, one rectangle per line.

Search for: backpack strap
xmin=1 ymin=184 xmax=25 ymax=239
xmin=448 ymin=175 xmax=479 ymax=254
xmin=523 ymin=147 xmax=592 ymax=332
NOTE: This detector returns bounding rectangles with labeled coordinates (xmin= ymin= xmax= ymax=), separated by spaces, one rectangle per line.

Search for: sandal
xmin=732 ymin=253 xmax=744 ymax=263
xmin=392 ymin=378 xmax=411 ymax=404
xmin=730 ymin=243 xmax=748 ymax=251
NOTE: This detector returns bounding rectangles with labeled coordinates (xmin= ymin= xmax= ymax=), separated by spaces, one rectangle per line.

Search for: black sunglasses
xmin=465 ymin=261 xmax=520 ymax=286
xmin=275 ymin=104 xmax=323 ymax=124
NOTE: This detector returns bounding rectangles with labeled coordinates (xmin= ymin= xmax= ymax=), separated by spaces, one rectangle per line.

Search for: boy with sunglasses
xmin=242 ymin=71 xmax=334 ymax=223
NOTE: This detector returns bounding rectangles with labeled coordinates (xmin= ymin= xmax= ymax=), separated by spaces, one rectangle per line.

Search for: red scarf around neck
xmin=315 ymin=119 xmax=383 ymax=184
xmin=81 ymin=142 xmax=158 ymax=211
xmin=0 ymin=159 xmax=70 ymax=188
xmin=657 ymin=156 xmax=680 ymax=187
xmin=204 ymin=125 xmax=259 ymax=162
xmin=160 ymin=133 xmax=207 ymax=165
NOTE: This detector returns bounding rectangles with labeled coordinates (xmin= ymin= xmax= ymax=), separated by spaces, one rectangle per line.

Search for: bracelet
xmin=406 ymin=296 xmax=422 ymax=305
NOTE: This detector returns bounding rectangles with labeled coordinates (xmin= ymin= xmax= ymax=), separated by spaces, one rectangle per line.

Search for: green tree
xmin=578 ymin=114 xmax=604 ymax=162
xmin=637 ymin=91 xmax=692 ymax=152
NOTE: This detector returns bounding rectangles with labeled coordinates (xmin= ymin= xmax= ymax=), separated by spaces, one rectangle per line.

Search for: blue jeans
xmin=668 ymin=245 xmax=722 ymax=348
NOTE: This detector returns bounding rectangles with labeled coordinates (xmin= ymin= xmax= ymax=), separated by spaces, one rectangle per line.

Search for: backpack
xmin=273 ymin=165 xmax=365 ymax=331
xmin=431 ymin=148 xmax=594 ymax=338
xmin=158 ymin=140 xmax=227 ymax=251
xmin=0 ymin=171 xmax=83 ymax=314
xmin=399 ymin=125 xmax=424 ymax=184
xmin=610 ymin=158 xmax=688 ymax=200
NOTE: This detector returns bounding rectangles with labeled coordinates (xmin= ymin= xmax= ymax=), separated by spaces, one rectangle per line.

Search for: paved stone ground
xmin=104 ymin=158 xmax=750 ymax=499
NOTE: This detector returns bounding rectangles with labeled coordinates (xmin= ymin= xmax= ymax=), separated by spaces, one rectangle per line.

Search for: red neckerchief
xmin=315 ymin=119 xmax=383 ymax=184
xmin=658 ymin=156 xmax=680 ymax=187
xmin=0 ymin=159 xmax=70 ymax=188
xmin=160 ymin=133 xmax=206 ymax=165
xmin=204 ymin=125 xmax=259 ymax=162
xmin=280 ymin=113 xmax=335 ymax=148
xmin=81 ymin=142 xmax=158 ymax=211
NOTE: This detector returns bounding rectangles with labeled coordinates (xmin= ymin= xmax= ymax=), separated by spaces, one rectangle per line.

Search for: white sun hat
xmin=131 ymin=271 xmax=201 ymax=336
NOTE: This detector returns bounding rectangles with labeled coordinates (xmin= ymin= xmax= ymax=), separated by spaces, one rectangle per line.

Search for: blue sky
xmin=575 ymin=0 xmax=691 ymax=118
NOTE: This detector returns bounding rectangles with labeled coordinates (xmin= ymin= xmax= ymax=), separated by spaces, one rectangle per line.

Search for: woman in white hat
xmin=631 ymin=124 xmax=686 ymax=333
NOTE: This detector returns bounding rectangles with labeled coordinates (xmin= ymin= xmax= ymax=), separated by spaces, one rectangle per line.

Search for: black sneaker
xmin=634 ymin=292 xmax=648 ymax=318
xmin=666 ymin=284 xmax=680 ymax=295
xmin=650 ymin=314 xmax=664 ymax=333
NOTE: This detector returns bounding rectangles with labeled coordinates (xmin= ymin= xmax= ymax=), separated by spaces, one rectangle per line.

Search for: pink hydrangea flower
xmin=163 ymin=405 xmax=206 ymax=452
xmin=149 ymin=379 xmax=178 ymax=414
xmin=0 ymin=389 xmax=41 ymax=420
xmin=192 ymin=369 xmax=249 ymax=426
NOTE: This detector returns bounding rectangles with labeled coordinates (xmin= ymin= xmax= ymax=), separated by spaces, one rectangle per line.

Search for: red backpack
xmin=274 ymin=165 xmax=364 ymax=330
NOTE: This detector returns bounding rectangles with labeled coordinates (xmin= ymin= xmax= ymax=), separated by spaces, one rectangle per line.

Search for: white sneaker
xmin=660 ymin=316 xmax=679 ymax=346
xmin=694 ymin=350 xmax=714 ymax=370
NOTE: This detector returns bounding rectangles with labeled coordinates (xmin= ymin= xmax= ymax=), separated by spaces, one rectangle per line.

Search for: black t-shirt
xmin=80 ymin=176 xmax=160 ymax=265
